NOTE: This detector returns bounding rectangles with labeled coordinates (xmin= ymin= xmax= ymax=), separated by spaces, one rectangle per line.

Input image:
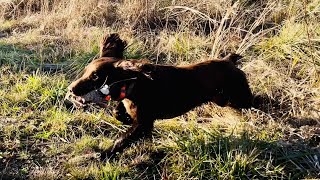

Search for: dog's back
xmin=121 ymin=55 xmax=252 ymax=119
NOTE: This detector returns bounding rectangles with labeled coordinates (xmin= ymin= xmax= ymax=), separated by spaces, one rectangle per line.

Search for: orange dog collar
xmin=104 ymin=85 xmax=126 ymax=101
xmin=118 ymin=86 xmax=126 ymax=100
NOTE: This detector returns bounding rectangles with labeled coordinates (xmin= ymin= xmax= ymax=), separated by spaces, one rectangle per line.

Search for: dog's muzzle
xmin=65 ymin=88 xmax=109 ymax=108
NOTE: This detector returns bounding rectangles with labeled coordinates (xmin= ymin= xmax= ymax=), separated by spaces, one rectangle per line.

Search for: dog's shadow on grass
xmin=127 ymin=130 xmax=320 ymax=179
xmin=252 ymin=94 xmax=290 ymax=117
xmin=252 ymin=93 xmax=319 ymax=127
xmin=0 ymin=135 xmax=49 ymax=179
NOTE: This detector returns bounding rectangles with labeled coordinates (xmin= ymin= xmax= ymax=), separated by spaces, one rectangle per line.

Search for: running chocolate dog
xmin=66 ymin=33 xmax=253 ymax=159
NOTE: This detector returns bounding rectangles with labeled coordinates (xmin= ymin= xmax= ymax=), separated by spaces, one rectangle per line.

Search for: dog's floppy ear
xmin=100 ymin=33 xmax=127 ymax=58
xmin=115 ymin=59 xmax=154 ymax=80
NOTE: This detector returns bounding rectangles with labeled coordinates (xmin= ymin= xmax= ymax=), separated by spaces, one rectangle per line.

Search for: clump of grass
xmin=247 ymin=17 xmax=320 ymax=117
xmin=66 ymin=162 xmax=128 ymax=180
xmin=0 ymin=70 xmax=67 ymax=115
xmin=159 ymin=127 xmax=284 ymax=179
xmin=258 ymin=20 xmax=320 ymax=71
xmin=98 ymin=162 xmax=128 ymax=180
xmin=72 ymin=135 xmax=98 ymax=154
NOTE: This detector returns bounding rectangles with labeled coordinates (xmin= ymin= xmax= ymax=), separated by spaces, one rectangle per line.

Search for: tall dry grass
xmin=0 ymin=0 xmax=288 ymax=62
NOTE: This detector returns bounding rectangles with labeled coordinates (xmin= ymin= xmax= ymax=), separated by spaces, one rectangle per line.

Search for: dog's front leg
xmin=114 ymin=101 xmax=133 ymax=125
xmin=100 ymin=119 xmax=154 ymax=160
xmin=101 ymin=100 xmax=154 ymax=160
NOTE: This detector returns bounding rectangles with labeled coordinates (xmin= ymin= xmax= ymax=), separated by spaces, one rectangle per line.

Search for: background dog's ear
xmin=100 ymin=33 xmax=127 ymax=59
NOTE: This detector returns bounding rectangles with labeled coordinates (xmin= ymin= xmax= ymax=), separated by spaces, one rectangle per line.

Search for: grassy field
xmin=0 ymin=0 xmax=320 ymax=179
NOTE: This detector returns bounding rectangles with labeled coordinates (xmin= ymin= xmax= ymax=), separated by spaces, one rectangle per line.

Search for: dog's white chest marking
xmin=100 ymin=85 xmax=110 ymax=95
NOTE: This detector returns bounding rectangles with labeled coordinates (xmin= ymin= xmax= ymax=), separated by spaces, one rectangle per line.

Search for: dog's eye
xmin=91 ymin=73 xmax=99 ymax=81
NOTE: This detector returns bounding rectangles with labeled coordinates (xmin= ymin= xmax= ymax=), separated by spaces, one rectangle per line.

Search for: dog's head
xmin=68 ymin=58 xmax=118 ymax=96
xmin=66 ymin=57 xmax=152 ymax=107
xmin=66 ymin=33 xmax=153 ymax=107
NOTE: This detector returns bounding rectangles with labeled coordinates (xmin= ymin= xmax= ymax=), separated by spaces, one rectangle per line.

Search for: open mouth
xmin=65 ymin=90 xmax=109 ymax=108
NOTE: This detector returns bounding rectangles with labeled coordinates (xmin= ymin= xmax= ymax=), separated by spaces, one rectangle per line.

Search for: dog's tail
xmin=100 ymin=33 xmax=127 ymax=58
xmin=223 ymin=53 xmax=243 ymax=64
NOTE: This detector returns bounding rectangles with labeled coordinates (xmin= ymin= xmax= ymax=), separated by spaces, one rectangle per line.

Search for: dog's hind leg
xmin=213 ymin=94 xmax=229 ymax=107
